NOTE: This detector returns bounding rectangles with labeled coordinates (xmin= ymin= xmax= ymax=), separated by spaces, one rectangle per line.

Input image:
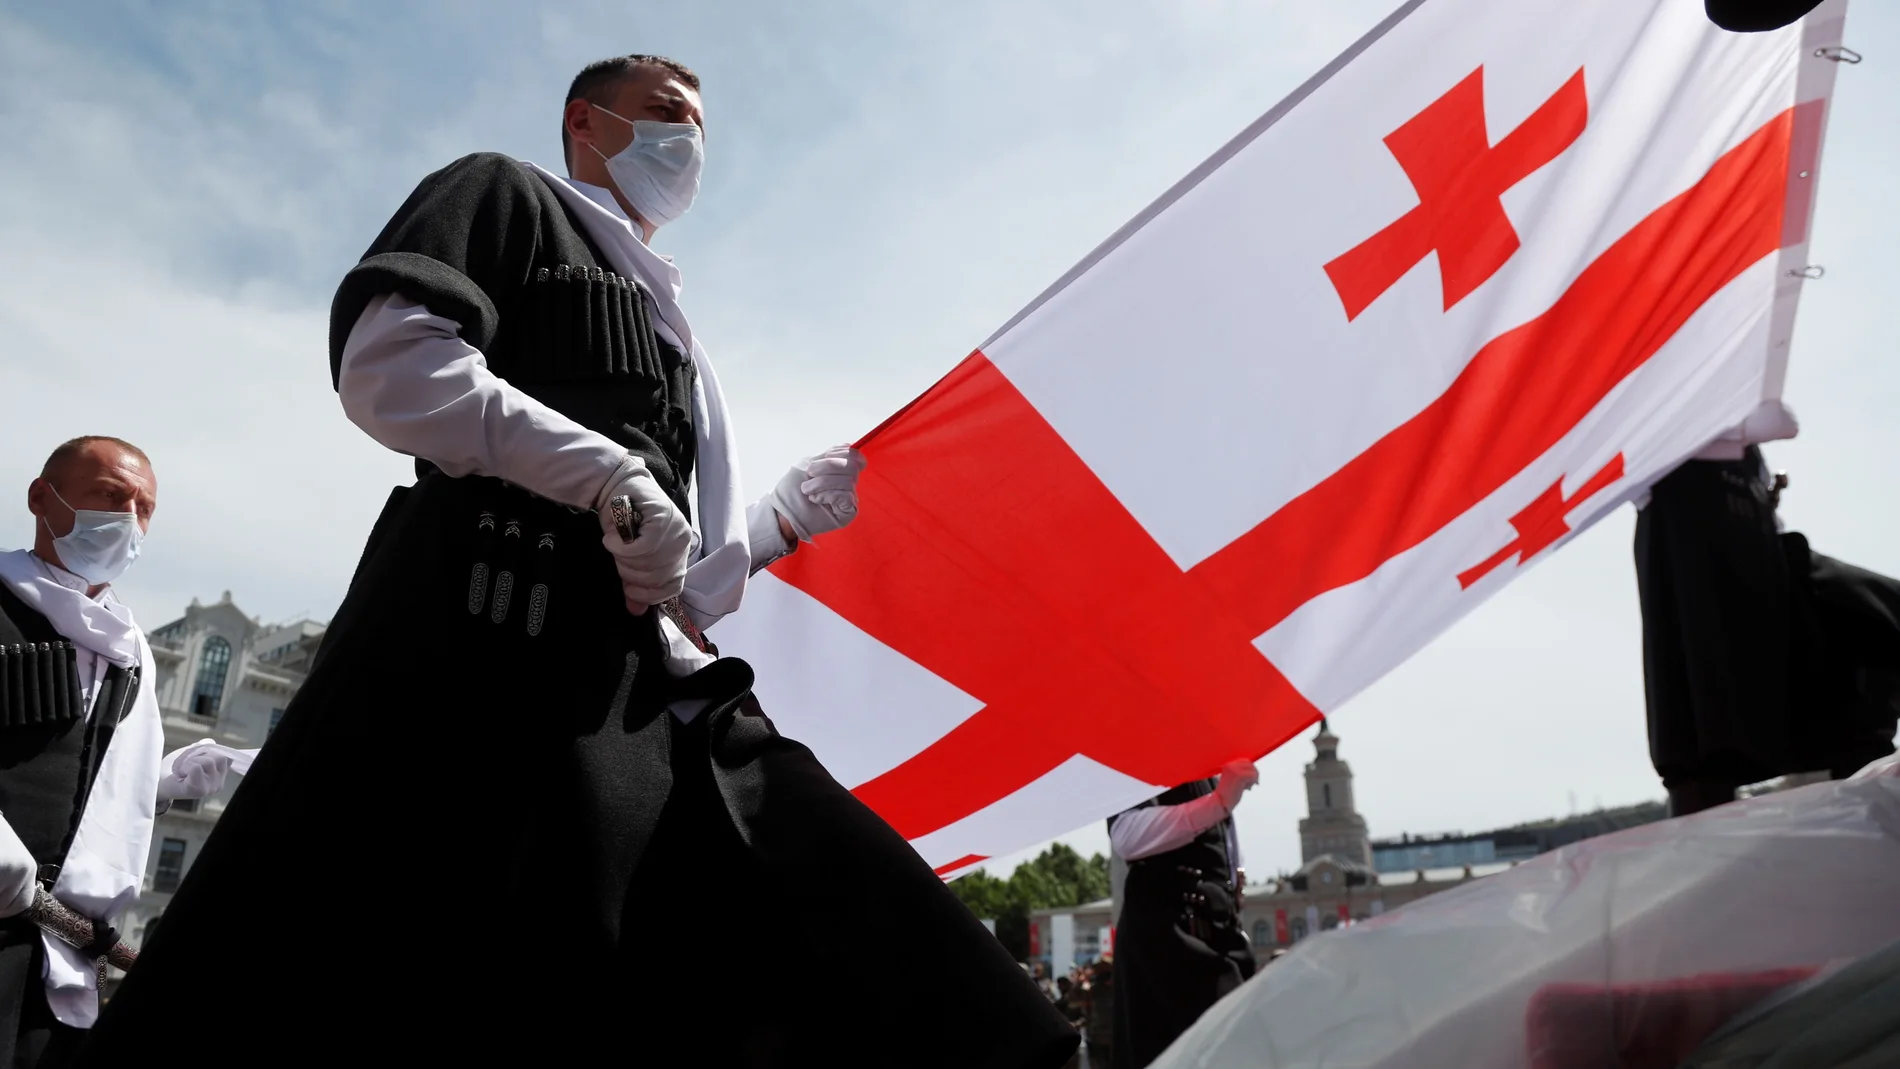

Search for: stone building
xmin=1237 ymin=721 xmax=1505 ymax=956
xmin=115 ymin=592 xmax=324 ymax=951
xmin=1297 ymin=720 xmax=1372 ymax=866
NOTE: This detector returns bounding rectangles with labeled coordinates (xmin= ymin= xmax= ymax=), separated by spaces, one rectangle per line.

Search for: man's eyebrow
xmin=92 ymin=471 xmax=145 ymax=495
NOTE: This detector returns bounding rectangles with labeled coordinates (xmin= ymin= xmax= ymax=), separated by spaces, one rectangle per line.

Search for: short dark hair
xmin=41 ymin=436 xmax=150 ymax=482
xmin=563 ymin=55 xmax=700 ymax=166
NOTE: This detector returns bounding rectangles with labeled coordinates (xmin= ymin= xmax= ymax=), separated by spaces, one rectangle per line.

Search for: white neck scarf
xmin=0 ymin=549 xmax=141 ymax=667
xmin=526 ymin=164 xmax=752 ymax=632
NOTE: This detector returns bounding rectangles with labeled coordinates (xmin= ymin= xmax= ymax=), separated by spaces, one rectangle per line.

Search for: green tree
xmin=949 ymin=844 xmax=1111 ymax=961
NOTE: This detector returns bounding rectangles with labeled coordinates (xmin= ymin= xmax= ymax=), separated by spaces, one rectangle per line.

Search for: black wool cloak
xmin=1636 ymin=448 xmax=1899 ymax=805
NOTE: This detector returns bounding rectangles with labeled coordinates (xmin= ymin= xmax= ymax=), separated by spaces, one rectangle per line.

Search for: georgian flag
xmin=715 ymin=0 xmax=1849 ymax=878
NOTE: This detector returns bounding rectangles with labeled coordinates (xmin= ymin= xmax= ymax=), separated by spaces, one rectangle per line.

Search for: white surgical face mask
xmin=590 ymin=106 xmax=704 ymax=229
xmin=42 ymin=486 xmax=142 ymax=585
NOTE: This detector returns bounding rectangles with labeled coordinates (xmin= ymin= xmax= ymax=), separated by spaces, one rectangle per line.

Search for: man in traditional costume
xmin=1106 ymin=758 xmax=1259 ymax=1068
xmin=0 ymin=437 xmax=234 ymax=1067
xmin=1636 ymin=444 xmax=1900 ymax=815
xmin=82 ymin=55 xmax=1076 ymax=1067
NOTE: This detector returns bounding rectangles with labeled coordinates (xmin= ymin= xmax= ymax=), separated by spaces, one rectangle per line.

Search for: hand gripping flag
xmin=715 ymin=0 xmax=1850 ymax=878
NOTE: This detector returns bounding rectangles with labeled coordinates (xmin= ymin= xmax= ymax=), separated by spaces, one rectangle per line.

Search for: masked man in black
xmin=0 ymin=437 xmax=237 ymax=1067
xmin=81 ymin=55 xmax=1076 ymax=1068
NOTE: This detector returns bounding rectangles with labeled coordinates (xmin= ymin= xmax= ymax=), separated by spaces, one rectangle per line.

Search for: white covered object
xmin=1153 ymin=761 xmax=1900 ymax=1068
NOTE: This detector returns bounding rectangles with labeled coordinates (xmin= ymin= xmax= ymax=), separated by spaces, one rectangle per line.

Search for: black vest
xmin=330 ymin=153 xmax=698 ymax=514
xmin=1111 ymin=778 xmax=1237 ymax=893
xmin=0 ymin=585 xmax=140 ymax=873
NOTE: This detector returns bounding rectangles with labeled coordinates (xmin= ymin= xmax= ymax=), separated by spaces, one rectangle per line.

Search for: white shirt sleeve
xmin=1108 ymin=792 xmax=1230 ymax=861
xmin=338 ymin=294 xmax=628 ymax=511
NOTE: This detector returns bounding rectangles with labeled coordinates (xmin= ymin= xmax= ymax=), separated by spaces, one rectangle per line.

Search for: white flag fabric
xmin=714 ymin=0 xmax=1849 ymax=877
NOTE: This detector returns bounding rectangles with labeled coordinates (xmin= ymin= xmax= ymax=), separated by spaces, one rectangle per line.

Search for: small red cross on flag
xmin=1457 ymin=454 xmax=1626 ymax=589
xmin=714 ymin=0 xmax=1847 ymax=877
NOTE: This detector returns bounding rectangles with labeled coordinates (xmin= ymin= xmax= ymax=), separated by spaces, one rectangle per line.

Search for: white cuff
xmin=746 ymin=497 xmax=794 ymax=575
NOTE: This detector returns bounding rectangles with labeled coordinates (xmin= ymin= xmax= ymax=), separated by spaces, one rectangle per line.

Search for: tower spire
xmin=1297 ymin=720 xmax=1371 ymax=865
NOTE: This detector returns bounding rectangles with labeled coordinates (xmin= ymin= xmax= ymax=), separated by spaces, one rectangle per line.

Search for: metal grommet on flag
xmin=1814 ymin=46 xmax=1862 ymax=63
xmin=1788 ymin=264 xmax=1826 ymax=279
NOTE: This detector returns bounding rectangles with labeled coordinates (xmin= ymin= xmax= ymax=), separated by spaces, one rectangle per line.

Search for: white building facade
xmin=118 ymin=592 xmax=323 ymax=950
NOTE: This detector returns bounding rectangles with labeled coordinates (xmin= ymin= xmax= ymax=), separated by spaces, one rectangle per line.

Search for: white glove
xmin=596 ymin=454 xmax=695 ymax=614
xmin=158 ymin=739 xmax=237 ymax=802
xmin=1214 ymin=758 xmax=1260 ymax=811
xmin=768 ymin=445 xmax=866 ymax=542
xmin=0 ymin=818 xmax=37 ymax=919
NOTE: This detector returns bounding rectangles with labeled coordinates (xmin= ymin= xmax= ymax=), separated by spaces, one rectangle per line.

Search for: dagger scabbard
xmin=659 ymin=597 xmax=712 ymax=655
xmin=26 ymin=887 xmax=137 ymax=972
xmin=604 ymin=495 xmax=711 ymax=655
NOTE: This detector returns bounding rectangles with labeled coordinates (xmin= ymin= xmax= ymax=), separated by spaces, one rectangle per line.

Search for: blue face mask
xmin=42 ymin=486 xmax=142 ymax=585
xmin=590 ymin=107 xmax=704 ymax=228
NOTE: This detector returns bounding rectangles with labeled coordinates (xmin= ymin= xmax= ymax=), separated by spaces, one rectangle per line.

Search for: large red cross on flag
xmin=714 ymin=0 xmax=1849 ymax=877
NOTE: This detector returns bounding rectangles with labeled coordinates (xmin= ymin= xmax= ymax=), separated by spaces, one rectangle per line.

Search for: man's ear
xmin=565 ymin=98 xmax=596 ymax=162
xmin=25 ymin=477 xmax=48 ymax=521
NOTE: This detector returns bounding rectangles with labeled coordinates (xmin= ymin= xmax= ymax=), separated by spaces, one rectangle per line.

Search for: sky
xmin=2 ymin=1 xmax=1895 ymax=881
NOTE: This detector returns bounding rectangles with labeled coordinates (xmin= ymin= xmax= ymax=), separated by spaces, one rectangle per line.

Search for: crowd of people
xmin=1030 ymin=943 xmax=1293 ymax=1069
xmin=1030 ymin=958 xmax=1117 ymax=1069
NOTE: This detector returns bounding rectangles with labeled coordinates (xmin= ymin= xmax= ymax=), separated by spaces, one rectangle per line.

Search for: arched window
xmin=191 ymin=636 xmax=231 ymax=720
xmin=1252 ymin=920 xmax=1273 ymax=946
xmin=1323 ymin=783 xmax=1332 ymax=808
xmin=1290 ymin=917 xmax=1308 ymax=941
